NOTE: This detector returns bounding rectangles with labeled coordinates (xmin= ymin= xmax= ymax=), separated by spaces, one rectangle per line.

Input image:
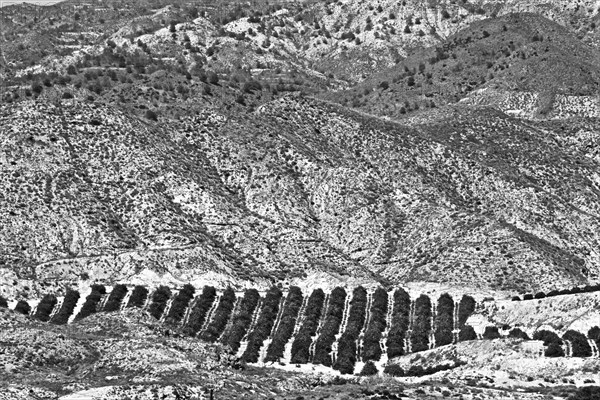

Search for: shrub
xmin=435 ymin=293 xmax=454 ymax=347
xmin=14 ymin=300 xmax=31 ymax=315
xmin=533 ymin=330 xmax=562 ymax=346
xmin=148 ymin=286 xmax=172 ymax=320
xmin=201 ymin=287 xmax=236 ymax=342
xmin=242 ymin=80 xmax=262 ymax=93
xmin=74 ymin=285 xmax=106 ymax=321
xmin=483 ymin=326 xmax=501 ymax=340
xmin=534 ymin=292 xmax=546 ymax=299
xmin=546 ymin=290 xmax=560 ymax=297
xmin=265 ymin=286 xmax=304 ymax=362
xmin=103 ymin=284 xmax=128 ymax=312
xmin=589 ymin=326 xmax=600 ymax=342
xmin=207 ymin=71 xmax=219 ymax=84
xmin=523 ymin=293 xmax=534 ymax=300
xmin=165 ymin=284 xmax=195 ymax=325
xmin=145 ymin=109 xmax=158 ymax=121
xmin=313 ymin=287 xmax=346 ymax=366
xmin=127 ymin=285 xmax=149 ymax=308
xmin=568 ymin=386 xmax=600 ymax=400
xmin=183 ymin=286 xmax=217 ymax=337
xmin=383 ymin=364 xmax=404 ymax=377
xmin=545 ymin=342 xmax=565 ymax=357
xmin=50 ymin=289 xmax=80 ymax=324
xmin=359 ymin=361 xmax=378 ymax=376
xmin=62 ymin=92 xmax=74 ymax=99
xmin=361 ymin=287 xmax=388 ymax=362
xmin=563 ymin=330 xmax=592 ymax=357
xmin=34 ymin=294 xmax=58 ymax=321
xmin=242 ymin=286 xmax=283 ymax=362
xmin=411 ymin=294 xmax=432 ymax=352
xmin=333 ymin=286 xmax=367 ymax=374
xmin=511 ymin=296 xmax=521 ymax=301
xmin=441 ymin=9 xmax=450 ymax=19
xmin=459 ymin=325 xmax=477 ymax=341
xmin=222 ymin=288 xmax=260 ymax=352
xmin=386 ymin=288 xmax=411 ymax=358
xmin=0 ymin=296 xmax=7 ymax=308
xmin=508 ymin=328 xmax=530 ymax=340
xmin=291 ymin=289 xmax=325 ymax=364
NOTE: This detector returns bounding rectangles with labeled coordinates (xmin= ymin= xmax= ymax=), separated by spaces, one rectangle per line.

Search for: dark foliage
xmin=523 ymin=293 xmax=534 ymax=300
xmin=568 ymin=386 xmax=600 ymax=400
xmin=359 ymin=361 xmax=378 ymax=376
xmin=102 ymin=284 xmax=128 ymax=312
xmin=222 ymin=288 xmax=260 ymax=352
xmin=200 ymin=287 xmax=236 ymax=343
xmin=383 ymin=364 xmax=405 ymax=377
xmin=545 ymin=342 xmax=565 ymax=357
xmin=511 ymin=296 xmax=521 ymax=301
xmin=533 ymin=330 xmax=562 ymax=346
xmin=361 ymin=287 xmax=389 ymax=362
xmin=483 ymin=326 xmax=501 ymax=340
xmin=291 ymin=289 xmax=325 ymax=364
xmin=183 ymin=286 xmax=217 ymax=337
xmin=333 ymin=286 xmax=367 ymax=374
xmin=386 ymin=288 xmax=410 ymax=358
xmin=50 ymin=289 xmax=80 ymax=324
xmin=458 ymin=295 xmax=476 ymax=326
xmin=589 ymin=326 xmax=600 ymax=342
xmin=242 ymin=286 xmax=283 ymax=362
xmin=405 ymin=361 xmax=466 ymax=377
xmin=14 ymin=300 xmax=31 ymax=315
xmin=165 ymin=284 xmax=195 ymax=325
xmin=311 ymin=287 xmax=347 ymax=366
xmin=74 ymin=285 xmax=106 ymax=321
xmin=265 ymin=286 xmax=304 ymax=362
xmin=0 ymin=296 xmax=7 ymax=308
xmin=411 ymin=294 xmax=432 ymax=352
xmin=434 ymin=293 xmax=454 ymax=347
xmin=563 ymin=330 xmax=592 ymax=357
xmin=34 ymin=294 xmax=57 ymax=322
xmin=508 ymin=328 xmax=530 ymax=340
xmin=148 ymin=286 xmax=172 ymax=320
xmin=458 ymin=325 xmax=477 ymax=341
xmin=534 ymin=292 xmax=546 ymax=299
xmin=127 ymin=285 xmax=149 ymax=308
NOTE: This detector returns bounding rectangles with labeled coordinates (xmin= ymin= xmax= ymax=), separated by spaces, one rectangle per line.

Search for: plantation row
xmin=511 ymin=284 xmax=600 ymax=302
xmin=4 ymin=284 xmax=598 ymax=375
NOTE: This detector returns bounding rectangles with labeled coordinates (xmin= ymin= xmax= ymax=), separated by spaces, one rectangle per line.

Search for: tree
xmin=411 ymin=294 xmax=432 ymax=352
xmin=50 ymin=289 xmax=80 ymax=324
xmin=359 ymin=361 xmax=378 ymax=376
xmin=265 ymin=286 xmax=304 ymax=362
xmin=533 ymin=330 xmax=562 ymax=346
xmin=459 ymin=325 xmax=477 ymax=341
xmin=183 ymin=286 xmax=217 ymax=338
xmin=127 ymin=286 xmax=149 ymax=308
xmin=242 ymin=286 xmax=283 ymax=363
xmin=165 ymin=284 xmax=195 ymax=325
xmin=148 ymin=286 xmax=172 ymax=320
xmin=145 ymin=110 xmax=158 ymax=121
xmin=312 ymin=287 xmax=346 ymax=366
xmin=508 ymin=328 xmax=530 ymax=340
xmin=563 ymin=330 xmax=592 ymax=357
xmin=386 ymin=288 xmax=410 ymax=358
xmin=434 ymin=293 xmax=455 ymax=347
xmin=404 ymin=25 xmax=411 ymax=34
xmin=545 ymin=342 xmax=565 ymax=357
xmin=361 ymin=287 xmax=388 ymax=362
xmin=74 ymin=285 xmax=106 ymax=321
xmin=103 ymin=284 xmax=128 ymax=312
xmin=208 ymin=71 xmax=219 ymax=84
xmin=568 ymin=386 xmax=600 ymax=400
xmin=333 ymin=286 xmax=367 ymax=374
xmin=34 ymin=294 xmax=58 ymax=322
xmin=383 ymin=364 xmax=404 ymax=377
xmin=201 ymin=287 xmax=237 ymax=343
xmin=67 ymin=65 xmax=77 ymax=75
xmin=291 ymin=289 xmax=325 ymax=364
xmin=483 ymin=326 xmax=501 ymax=340
xmin=14 ymin=300 xmax=31 ymax=315
xmin=0 ymin=296 xmax=7 ymax=308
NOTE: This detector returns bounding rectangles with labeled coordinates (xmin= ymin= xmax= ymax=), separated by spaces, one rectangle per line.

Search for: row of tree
xmin=512 ymin=284 xmax=600 ymax=301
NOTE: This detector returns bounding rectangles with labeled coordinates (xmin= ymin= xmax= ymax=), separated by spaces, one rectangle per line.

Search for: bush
xmin=207 ymin=71 xmax=219 ymax=84
xmin=242 ymin=80 xmax=262 ymax=93
xmin=361 ymin=287 xmax=388 ymax=362
xmin=265 ymin=286 xmax=304 ymax=362
xmin=563 ymin=330 xmax=592 ymax=357
xmin=523 ymin=293 xmax=534 ymax=300
xmin=435 ymin=293 xmax=454 ymax=347
xmin=386 ymin=288 xmax=410 ymax=358
xmin=242 ymin=286 xmax=283 ymax=362
xmin=383 ymin=364 xmax=404 ymax=377
xmin=508 ymin=328 xmax=530 ymax=340
xmin=74 ymin=285 xmax=106 ymax=321
xmin=222 ymin=288 xmax=260 ymax=352
xmin=201 ymin=287 xmax=236 ymax=342
xmin=411 ymin=294 xmax=432 ymax=352
xmin=545 ymin=342 xmax=565 ymax=357
xmin=291 ymin=289 xmax=325 ymax=364
xmin=127 ymin=285 xmax=149 ymax=308
xmin=148 ymin=286 xmax=172 ymax=320
xmin=14 ymin=300 xmax=31 ymax=315
xmin=568 ymin=386 xmax=600 ymax=400
xmin=533 ymin=330 xmax=562 ymax=346
xmin=333 ymin=286 xmax=367 ymax=374
xmin=0 ymin=296 xmax=7 ymax=308
xmin=534 ymin=292 xmax=546 ymax=299
xmin=306 ymin=279 xmax=342 ymax=362
xmin=589 ymin=326 xmax=600 ymax=342
xmin=50 ymin=289 xmax=80 ymax=324
xmin=359 ymin=361 xmax=378 ymax=376
xmin=183 ymin=286 xmax=217 ymax=337
xmin=103 ymin=284 xmax=128 ymax=312
xmin=483 ymin=326 xmax=501 ymax=340
xmin=34 ymin=294 xmax=58 ymax=322
xmin=62 ymin=92 xmax=74 ymax=99
xmin=511 ymin=296 xmax=521 ymax=301
xmin=145 ymin=109 xmax=158 ymax=121
xmin=459 ymin=325 xmax=477 ymax=341
xmin=165 ymin=284 xmax=195 ymax=325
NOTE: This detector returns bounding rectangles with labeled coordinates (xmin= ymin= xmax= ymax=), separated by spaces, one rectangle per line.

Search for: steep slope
xmin=2 ymin=95 xmax=600 ymax=296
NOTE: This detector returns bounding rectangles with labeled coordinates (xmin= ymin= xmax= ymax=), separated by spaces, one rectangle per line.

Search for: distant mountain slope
xmin=323 ymin=13 xmax=600 ymax=119
xmin=3 ymin=96 xmax=598 ymax=296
